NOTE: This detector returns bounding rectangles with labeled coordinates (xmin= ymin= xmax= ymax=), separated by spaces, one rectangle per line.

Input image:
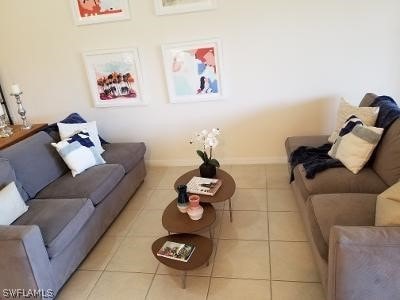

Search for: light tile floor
xmin=58 ymin=164 xmax=326 ymax=300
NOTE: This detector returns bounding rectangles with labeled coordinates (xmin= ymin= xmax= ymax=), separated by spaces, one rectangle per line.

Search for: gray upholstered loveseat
xmin=285 ymin=93 xmax=400 ymax=300
xmin=0 ymin=131 xmax=146 ymax=298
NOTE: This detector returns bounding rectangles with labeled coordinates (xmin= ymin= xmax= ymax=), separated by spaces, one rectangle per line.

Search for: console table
xmin=0 ymin=124 xmax=47 ymax=150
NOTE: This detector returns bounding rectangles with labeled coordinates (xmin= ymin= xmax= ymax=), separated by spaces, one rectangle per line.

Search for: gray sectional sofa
xmin=0 ymin=131 xmax=146 ymax=298
xmin=285 ymin=93 xmax=400 ymax=300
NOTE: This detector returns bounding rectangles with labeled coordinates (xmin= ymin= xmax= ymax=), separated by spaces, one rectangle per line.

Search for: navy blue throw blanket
xmin=289 ymin=95 xmax=400 ymax=182
xmin=371 ymin=96 xmax=400 ymax=129
xmin=289 ymin=143 xmax=342 ymax=181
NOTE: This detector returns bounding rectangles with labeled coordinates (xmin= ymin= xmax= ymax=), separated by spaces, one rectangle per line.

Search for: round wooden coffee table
xmin=162 ymin=199 xmax=217 ymax=238
xmin=152 ymin=234 xmax=213 ymax=288
xmin=174 ymin=168 xmax=236 ymax=222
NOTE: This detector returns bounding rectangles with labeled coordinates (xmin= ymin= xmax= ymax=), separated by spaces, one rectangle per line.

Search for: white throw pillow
xmin=52 ymin=131 xmax=106 ymax=177
xmin=0 ymin=181 xmax=29 ymax=225
xmin=328 ymin=98 xmax=379 ymax=143
xmin=328 ymin=116 xmax=383 ymax=174
xmin=57 ymin=121 xmax=105 ymax=155
xmin=375 ymin=181 xmax=400 ymax=226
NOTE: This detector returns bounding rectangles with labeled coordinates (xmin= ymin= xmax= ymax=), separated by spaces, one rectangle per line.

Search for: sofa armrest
xmin=328 ymin=226 xmax=400 ymax=300
xmin=0 ymin=225 xmax=55 ymax=298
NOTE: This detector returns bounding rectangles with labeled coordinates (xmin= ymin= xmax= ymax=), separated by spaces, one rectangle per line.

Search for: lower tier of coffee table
xmin=152 ymin=234 xmax=213 ymax=288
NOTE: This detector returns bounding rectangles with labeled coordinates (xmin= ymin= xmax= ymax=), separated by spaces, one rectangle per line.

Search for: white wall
xmin=0 ymin=0 xmax=399 ymax=165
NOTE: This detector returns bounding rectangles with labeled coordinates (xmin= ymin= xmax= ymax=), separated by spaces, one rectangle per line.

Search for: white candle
xmin=11 ymin=84 xmax=21 ymax=94
xmin=0 ymin=104 xmax=4 ymax=116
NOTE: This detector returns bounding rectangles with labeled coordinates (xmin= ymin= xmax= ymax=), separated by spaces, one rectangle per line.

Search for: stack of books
xmin=186 ymin=176 xmax=222 ymax=196
xmin=157 ymin=241 xmax=195 ymax=262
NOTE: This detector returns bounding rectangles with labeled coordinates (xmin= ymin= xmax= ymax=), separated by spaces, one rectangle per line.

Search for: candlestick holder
xmin=10 ymin=91 xmax=31 ymax=130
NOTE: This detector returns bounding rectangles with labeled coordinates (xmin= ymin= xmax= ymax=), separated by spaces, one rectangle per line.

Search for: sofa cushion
xmin=372 ymin=119 xmax=400 ymax=186
xmin=101 ymin=143 xmax=146 ymax=173
xmin=306 ymin=193 xmax=376 ymax=261
xmin=293 ymin=164 xmax=387 ymax=200
xmin=285 ymin=135 xmax=329 ymax=158
xmin=0 ymin=158 xmax=29 ymax=201
xmin=36 ymin=164 xmax=124 ymax=205
xmin=13 ymin=198 xmax=94 ymax=258
xmin=0 ymin=132 xmax=68 ymax=198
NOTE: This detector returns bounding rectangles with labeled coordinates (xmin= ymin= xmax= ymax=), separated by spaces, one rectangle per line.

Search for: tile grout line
xmin=209 ymin=276 xmax=270 ymax=281
xmin=144 ymin=263 xmax=160 ymax=300
xmin=101 ymin=220 xmax=132 ymax=271
xmin=270 ymin=279 xmax=322 ymax=284
xmin=83 ymin=196 xmax=141 ymax=300
xmin=205 ymin=202 xmax=225 ymax=299
xmin=265 ymin=165 xmax=273 ymax=300
xmin=85 ymin=268 xmax=105 ymax=299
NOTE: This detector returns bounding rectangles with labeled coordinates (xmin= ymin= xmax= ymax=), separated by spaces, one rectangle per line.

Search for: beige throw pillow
xmin=375 ymin=181 xmax=400 ymax=226
xmin=328 ymin=116 xmax=383 ymax=174
xmin=328 ymin=98 xmax=379 ymax=143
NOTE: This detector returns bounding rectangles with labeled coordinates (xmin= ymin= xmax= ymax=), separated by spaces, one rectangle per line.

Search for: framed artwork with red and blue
xmin=162 ymin=39 xmax=224 ymax=103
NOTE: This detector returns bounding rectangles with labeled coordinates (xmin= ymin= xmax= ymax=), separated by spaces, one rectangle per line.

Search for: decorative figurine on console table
xmin=10 ymin=84 xmax=31 ymax=130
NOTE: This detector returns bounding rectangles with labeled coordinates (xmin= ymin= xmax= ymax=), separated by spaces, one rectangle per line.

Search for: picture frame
xmin=161 ymin=38 xmax=224 ymax=103
xmin=70 ymin=0 xmax=130 ymax=26
xmin=82 ymin=48 xmax=146 ymax=108
xmin=154 ymin=0 xmax=217 ymax=16
xmin=0 ymin=84 xmax=13 ymax=125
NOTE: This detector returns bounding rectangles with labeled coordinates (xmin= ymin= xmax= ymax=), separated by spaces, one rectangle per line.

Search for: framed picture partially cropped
xmin=0 ymin=84 xmax=12 ymax=125
xmin=70 ymin=0 xmax=130 ymax=25
xmin=161 ymin=38 xmax=224 ymax=103
xmin=154 ymin=0 xmax=217 ymax=15
xmin=82 ymin=48 xmax=146 ymax=107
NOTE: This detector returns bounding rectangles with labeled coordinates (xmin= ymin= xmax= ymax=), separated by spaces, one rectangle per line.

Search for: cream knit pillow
xmin=375 ymin=181 xmax=400 ymax=226
xmin=328 ymin=116 xmax=383 ymax=174
xmin=328 ymin=98 xmax=379 ymax=143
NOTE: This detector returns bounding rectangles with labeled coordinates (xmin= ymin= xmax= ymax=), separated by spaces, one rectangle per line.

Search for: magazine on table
xmin=186 ymin=176 xmax=222 ymax=196
xmin=157 ymin=241 xmax=195 ymax=262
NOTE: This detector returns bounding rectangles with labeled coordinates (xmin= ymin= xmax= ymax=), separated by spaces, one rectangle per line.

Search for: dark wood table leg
xmin=228 ymin=198 xmax=233 ymax=222
xmin=182 ymin=271 xmax=187 ymax=289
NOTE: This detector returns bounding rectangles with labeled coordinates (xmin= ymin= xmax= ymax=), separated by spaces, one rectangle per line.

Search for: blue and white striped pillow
xmin=52 ymin=131 xmax=105 ymax=177
xmin=328 ymin=116 xmax=384 ymax=174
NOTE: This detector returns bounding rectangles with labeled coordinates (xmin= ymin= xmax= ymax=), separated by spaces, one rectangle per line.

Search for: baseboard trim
xmin=146 ymin=156 xmax=287 ymax=167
